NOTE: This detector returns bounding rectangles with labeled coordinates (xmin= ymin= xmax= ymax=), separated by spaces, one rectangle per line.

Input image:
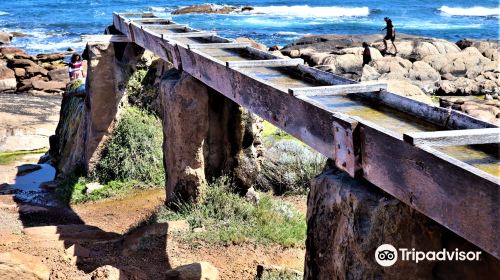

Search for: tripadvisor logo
xmin=375 ymin=244 xmax=398 ymax=267
xmin=375 ymin=244 xmax=482 ymax=267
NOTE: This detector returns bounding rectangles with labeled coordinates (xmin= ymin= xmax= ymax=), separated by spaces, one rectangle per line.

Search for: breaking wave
xmin=439 ymin=6 xmax=500 ymax=17
xmin=247 ymin=5 xmax=370 ymax=18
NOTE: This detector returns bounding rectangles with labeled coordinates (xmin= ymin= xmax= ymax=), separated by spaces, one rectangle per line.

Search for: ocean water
xmin=0 ymin=0 xmax=498 ymax=54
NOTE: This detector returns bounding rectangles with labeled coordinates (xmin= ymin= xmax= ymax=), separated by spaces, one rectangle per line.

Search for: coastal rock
xmin=235 ymin=37 xmax=267 ymax=51
xmin=281 ymin=34 xmax=385 ymax=53
xmin=407 ymin=61 xmax=441 ymax=92
xmin=165 ymin=262 xmax=219 ymax=280
xmin=437 ymin=77 xmax=480 ymax=96
xmin=48 ymin=68 xmax=69 ymax=83
xmin=90 ymin=265 xmax=147 ymax=280
xmin=25 ymin=65 xmax=49 ymax=77
xmin=16 ymin=164 xmax=42 ymax=176
xmin=8 ymin=58 xmax=37 ymax=68
xmin=36 ymin=53 xmax=64 ymax=62
xmin=0 ymin=251 xmax=51 ymax=280
xmin=0 ymin=47 xmax=27 ymax=57
xmin=172 ymin=4 xmax=238 ymax=15
xmin=14 ymin=67 xmax=26 ymax=78
xmin=461 ymin=101 xmax=500 ymax=125
xmin=32 ymin=80 xmax=66 ymax=92
xmin=0 ymin=32 xmax=12 ymax=45
xmin=385 ymin=80 xmax=434 ymax=104
xmin=304 ymin=168 xmax=442 ymax=279
xmin=0 ymin=66 xmax=16 ymax=93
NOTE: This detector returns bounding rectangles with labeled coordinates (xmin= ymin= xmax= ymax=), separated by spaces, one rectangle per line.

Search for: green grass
xmin=155 ymin=177 xmax=306 ymax=248
xmin=262 ymin=121 xmax=296 ymax=143
xmin=0 ymin=148 xmax=48 ymax=165
xmin=93 ymin=106 xmax=165 ymax=187
xmin=56 ymin=171 xmax=148 ymax=204
xmin=259 ymin=271 xmax=303 ymax=280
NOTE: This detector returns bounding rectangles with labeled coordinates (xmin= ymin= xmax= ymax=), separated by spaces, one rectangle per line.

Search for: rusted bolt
xmin=345 ymin=131 xmax=348 ymax=137
xmin=336 ymin=127 xmax=339 ymax=132
xmin=347 ymin=149 xmax=351 ymax=155
xmin=337 ymin=144 xmax=341 ymax=149
xmin=342 ymin=162 xmax=347 ymax=167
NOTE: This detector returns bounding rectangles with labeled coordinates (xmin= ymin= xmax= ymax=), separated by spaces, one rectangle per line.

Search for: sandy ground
xmin=0 ymin=186 xmax=307 ymax=279
xmin=0 ymin=93 xmax=61 ymax=152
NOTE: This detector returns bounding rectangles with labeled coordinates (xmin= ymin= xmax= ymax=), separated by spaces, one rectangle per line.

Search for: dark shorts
xmin=384 ymin=34 xmax=395 ymax=41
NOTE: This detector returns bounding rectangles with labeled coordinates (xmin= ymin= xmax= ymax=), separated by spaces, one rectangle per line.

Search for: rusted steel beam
xmin=113 ymin=12 xmax=500 ymax=258
xmin=356 ymin=118 xmax=499 ymax=258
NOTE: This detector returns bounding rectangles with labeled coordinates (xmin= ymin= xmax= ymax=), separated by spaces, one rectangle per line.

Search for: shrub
xmin=126 ymin=68 xmax=159 ymax=112
xmin=93 ymin=106 xmax=164 ymax=187
xmin=258 ymin=140 xmax=326 ymax=195
xmin=155 ymin=177 xmax=306 ymax=247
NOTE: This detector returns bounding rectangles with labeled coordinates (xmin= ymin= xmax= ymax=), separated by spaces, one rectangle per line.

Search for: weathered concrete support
xmin=84 ymin=42 xmax=122 ymax=172
xmin=84 ymin=41 xmax=146 ymax=173
xmin=161 ymin=70 xmax=209 ymax=204
xmin=160 ymin=70 xmax=262 ymax=204
xmin=50 ymin=41 xmax=148 ymax=176
xmin=206 ymin=88 xmax=263 ymax=192
xmin=305 ymin=166 xmax=500 ymax=279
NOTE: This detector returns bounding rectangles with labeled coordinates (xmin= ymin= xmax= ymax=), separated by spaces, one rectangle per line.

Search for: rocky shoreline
xmin=279 ymin=34 xmax=500 ymax=125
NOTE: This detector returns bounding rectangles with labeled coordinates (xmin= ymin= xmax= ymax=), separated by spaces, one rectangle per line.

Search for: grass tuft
xmin=0 ymin=148 xmax=48 ymax=165
xmin=258 ymin=140 xmax=326 ymax=195
xmin=155 ymin=177 xmax=306 ymax=248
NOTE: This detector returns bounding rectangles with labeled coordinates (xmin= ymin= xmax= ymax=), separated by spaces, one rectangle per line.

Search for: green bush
xmin=93 ymin=106 xmax=165 ymax=187
xmin=258 ymin=140 xmax=326 ymax=195
xmin=155 ymin=177 xmax=306 ymax=247
xmin=126 ymin=68 xmax=158 ymax=112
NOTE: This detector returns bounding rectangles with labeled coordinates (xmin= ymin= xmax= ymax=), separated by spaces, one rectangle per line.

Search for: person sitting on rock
xmin=362 ymin=42 xmax=372 ymax=66
xmin=68 ymin=53 xmax=83 ymax=81
xmin=382 ymin=17 xmax=397 ymax=54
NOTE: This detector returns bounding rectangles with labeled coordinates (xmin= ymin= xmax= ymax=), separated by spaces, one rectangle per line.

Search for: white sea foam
xmin=0 ymin=11 xmax=9 ymax=16
xmin=247 ymin=5 xmax=370 ymax=18
xmin=150 ymin=7 xmax=166 ymax=12
xmin=399 ymin=21 xmax=482 ymax=30
xmin=439 ymin=6 xmax=500 ymax=17
xmin=26 ymin=40 xmax=85 ymax=53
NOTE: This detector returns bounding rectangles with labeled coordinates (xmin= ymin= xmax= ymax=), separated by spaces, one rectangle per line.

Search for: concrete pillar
xmin=160 ymin=70 xmax=262 ymax=204
xmin=83 ymin=41 xmax=143 ymax=173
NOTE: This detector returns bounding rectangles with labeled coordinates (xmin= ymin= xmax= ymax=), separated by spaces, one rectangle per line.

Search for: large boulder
xmin=437 ymin=77 xmax=480 ymax=96
xmin=31 ymin=80 xmax=66 ymax=92
xmin=305 ymin=168 xmax=500 ymax=279
xmin=0 ymin=66 xmax=16 ymax=93
xmin=304 ymin=169 xmax=442 ymax=279
xmin=48 ymin=68 xmax=69 ymax=83
xmin=36 ymin=53 xmax=64 ymax=62
xmin=165 ymin=262 xmax=219 ymax=280
xmin=172 ymin=4 xmax=237 ymax=15
xmin=0 ymin=251 xmax=50 ymax=280
xmin=235 ymin=37 xmax=267 ymax=51
xmin=0 ymin=32 xmax=12 ymax=45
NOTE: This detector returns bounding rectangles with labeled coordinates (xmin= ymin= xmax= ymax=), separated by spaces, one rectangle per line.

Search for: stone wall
xmin=304 ymin=167 xmax=500 ymax=279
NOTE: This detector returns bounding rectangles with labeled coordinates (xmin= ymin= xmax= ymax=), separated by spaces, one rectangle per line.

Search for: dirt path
xmin=0 ymin=188 xmax=306 ymax=279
